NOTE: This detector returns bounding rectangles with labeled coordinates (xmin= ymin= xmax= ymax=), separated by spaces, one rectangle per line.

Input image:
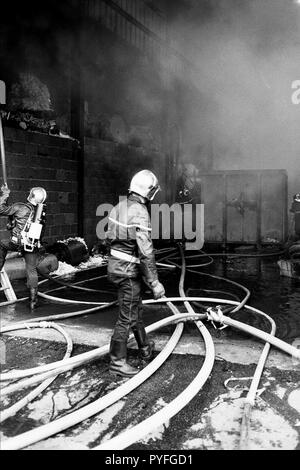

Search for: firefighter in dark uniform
xmin=290 ymin=193 xmax=300 ymax=239
xmin=106 ymin=170 xmax=165 ymax=378
xmin=0 ymin=185 xmax=47 ymax=310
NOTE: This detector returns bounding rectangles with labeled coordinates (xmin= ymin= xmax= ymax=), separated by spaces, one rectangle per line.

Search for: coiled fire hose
xmin=176 ymin=243 xmax=276 ymax=451
xmin=1 ymin=298 xmax=299 ymax=450
xmin=0 ymin=246 xmax=214 ymax=450
xmin=0 ymin=322 xmax=73 ymax=423
xmin=1 ymin=313 xmax=199 ymax=450
xmin=1 ymin=246 xmax=299 ymax=450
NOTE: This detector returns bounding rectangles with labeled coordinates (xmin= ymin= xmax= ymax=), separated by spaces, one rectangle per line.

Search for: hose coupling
xmin=206 ymin=306 xmax=227 ymax=330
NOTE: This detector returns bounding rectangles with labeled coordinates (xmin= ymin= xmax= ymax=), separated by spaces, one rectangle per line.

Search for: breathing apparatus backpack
xmin=21 ymin=203 xmax=46 ymax=252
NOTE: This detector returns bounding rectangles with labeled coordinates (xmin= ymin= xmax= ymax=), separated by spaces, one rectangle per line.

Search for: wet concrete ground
xmin=0 ymin=255 xmax=300 ymax=450
xmin=0 ymin=336 xmax=299 ymax=450
xmin=2 ymin=255 xmax=300 ymax=341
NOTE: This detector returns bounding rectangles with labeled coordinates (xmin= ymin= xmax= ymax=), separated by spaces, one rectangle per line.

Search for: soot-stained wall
xmin=0 ymin=128 xmax=79 ymax=246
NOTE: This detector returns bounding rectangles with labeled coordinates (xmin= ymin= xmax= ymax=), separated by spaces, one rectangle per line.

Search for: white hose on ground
xmin=163 ymin=246 xmax=250 ymax=312
xmin=0 ymin=247 xmax=296 ymax=450
xmin=95 ymin=321 xmax=215 ymax=450
xmin=0 ymin=322 xmax=73 ymax=423
xmin=95 ymin=245 xmax=215 ymax=450
xmin=0 ymin=297 xmax=28 ymax=307
xmin=1 ymin=247 xmax=211 ymax=451
xmin=165 ymin=251 xmax=286 ymax=259
xmin=221 ymin=314 xmax=299 ymax=359
xmin=2 ymin=297 xmax=299 ymax=383
xmin=156 ymin=262 xmax=176 ymax=269
xmin=0 ymin=309 xmax=188 ymax=399
xmin=0 ymin=270 xmax=109 ymax=308
xmin=178 ymin=244 xmax=196 ymax=316
xmin=239 ymin=311 xmax=276 ymax=450
xmin=35 ymin=247 xmax=249 ymax=322
xmin=187 ymin=268 xmax=250 ymax=312
xmin=39 ymin=265 xmax=174 ymax=303
xmin=0 ymin=311 xmax=204 ymax=382
xmin=1 ymin=307 xmax=188 ymax=399
xmin=44 ymin=274 xmax=109 ymax=295
xmin=98 ymin=245 xmax=260 ymax=452
xmin=1 ymin=312 xmax=200 ymax=450
xmin=1 ymin=302 xmax=118 ymax=326
xmin=176 ymin=245 xmax=277 ymax=449
xmin=146 ymin=297 xmax=300 ymax=359
xmin=0 ymin=251 xmax=190 ymax=329
xmin=37 ymin=292 xmax=108 ymax=305
xmin=0 ymin=246 xmax=253 ymax=310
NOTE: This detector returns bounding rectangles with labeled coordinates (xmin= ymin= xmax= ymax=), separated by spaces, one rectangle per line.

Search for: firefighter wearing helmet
xmin=106 ymin=170 xmax=165 ymax=378
xmin=290 ymin=193 xmax=300 ymax=238
xmin=0 ymin=185 xmax=47 ymax=310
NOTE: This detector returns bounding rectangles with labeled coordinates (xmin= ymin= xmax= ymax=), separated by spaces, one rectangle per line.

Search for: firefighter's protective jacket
xmin=0 ymin=194 xmax=35 ymax=245
xmin=106 ymin=193 xmax=158 ymax=285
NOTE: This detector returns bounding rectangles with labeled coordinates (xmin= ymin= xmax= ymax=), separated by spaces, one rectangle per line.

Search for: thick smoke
xmin=2 ymin=0 xmax=299 ymax=197
xmin=160 ymin=0 xmax=300 ymax=196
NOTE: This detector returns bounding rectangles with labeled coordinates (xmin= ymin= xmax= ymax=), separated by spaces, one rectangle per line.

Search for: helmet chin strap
xmin=27 ymin=196 xmax=37 ymax=206
xmin=128 ymin=184 xmax=160 ymax=202
xmin=148 ymin=185 xmax=160 ymax=201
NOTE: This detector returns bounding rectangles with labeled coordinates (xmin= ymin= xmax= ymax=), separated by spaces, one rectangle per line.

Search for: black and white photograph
xmin=0 ymin=0 xmax=299 ymax=455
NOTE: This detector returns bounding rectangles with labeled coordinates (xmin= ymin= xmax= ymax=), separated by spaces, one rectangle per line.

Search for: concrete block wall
xmin=0 ymin=128 xmax=166 ymax=250
xmin=0 ymin=127 xmax=79 ymax=246
xmin=84 ymin=137 xmax=166 ymax=247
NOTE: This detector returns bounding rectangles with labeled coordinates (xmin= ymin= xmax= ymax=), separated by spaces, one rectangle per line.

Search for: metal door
xmin=200 ymin=170 xmax=287 ymax=245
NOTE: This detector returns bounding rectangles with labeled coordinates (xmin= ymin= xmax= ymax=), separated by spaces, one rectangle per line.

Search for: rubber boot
xmin=133 ymin=326 xmax=155 ymax=361
xmin=109 ymin=339 xmax=139 ymax=378
xmin=29 ymin=288 xmax=38 ymax=311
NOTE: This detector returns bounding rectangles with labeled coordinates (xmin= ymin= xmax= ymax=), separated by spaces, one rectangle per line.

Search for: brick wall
xmin=0 ymin=127 xmax=79 ymax=245
xmin=0 ymin=128 xmax=167 ymax=250
xmin=84 ymin=138 xmax=166 ymax=247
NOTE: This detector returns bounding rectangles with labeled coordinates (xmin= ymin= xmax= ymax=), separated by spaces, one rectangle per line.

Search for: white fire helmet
xmin=129 ymin=170 xmax=160 ymax=201
xmin=27 ymin=187 xmax=47 ymax=206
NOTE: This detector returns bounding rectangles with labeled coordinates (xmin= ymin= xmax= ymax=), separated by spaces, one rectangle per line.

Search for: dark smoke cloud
xmin=158 ymin=0 xmax=300 ymax=198
xmin=1 ymin=0 xmax=299 ymax=199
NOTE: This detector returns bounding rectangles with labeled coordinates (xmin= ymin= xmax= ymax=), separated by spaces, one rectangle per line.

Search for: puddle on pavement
xmin=1 ymin=257 xmax=300 ymax=343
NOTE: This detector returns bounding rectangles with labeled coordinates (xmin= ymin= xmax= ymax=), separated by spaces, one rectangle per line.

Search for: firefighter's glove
xmin=1 ymin=185 xmax=10 ymax=200
xmin=151 ymin=280 xmax=165 ymax=300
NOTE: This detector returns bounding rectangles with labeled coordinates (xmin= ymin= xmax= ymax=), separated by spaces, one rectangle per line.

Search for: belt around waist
xmin=111 ymin=249 xmax=140 ymax=264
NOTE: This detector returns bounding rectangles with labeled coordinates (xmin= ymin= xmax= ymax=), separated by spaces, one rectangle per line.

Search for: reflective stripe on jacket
xmin=106 ymin=193 xmax=158 ymax=284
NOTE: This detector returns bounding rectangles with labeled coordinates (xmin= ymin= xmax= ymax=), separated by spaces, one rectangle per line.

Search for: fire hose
xmin=1 ymin=247 xmax=299 ymax=450
xmin=0 ymin=322 xmax=73 ymax=423
xmin=3 ymin=302 xmax=298 ymax=450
